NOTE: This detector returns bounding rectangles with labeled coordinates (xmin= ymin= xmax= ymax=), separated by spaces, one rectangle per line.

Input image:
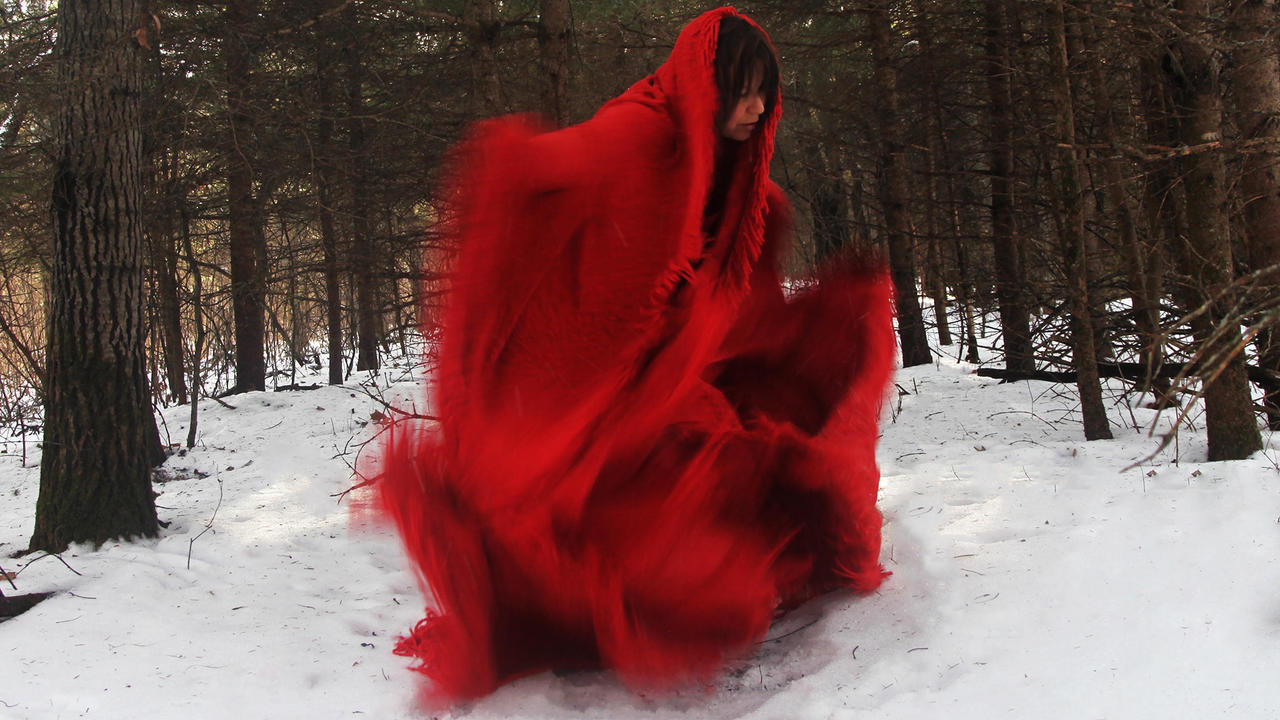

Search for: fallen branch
xmin=975 ymin=360 xmax=1280 ymax=385
xmin=0 ymin=591 xmax=52 ymax=619
xmin=0 ymin=561 xmax=17 ymax=592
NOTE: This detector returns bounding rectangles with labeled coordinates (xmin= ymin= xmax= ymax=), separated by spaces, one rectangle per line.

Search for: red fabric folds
xmin=376 ymin=6 xmax=897 ymax=704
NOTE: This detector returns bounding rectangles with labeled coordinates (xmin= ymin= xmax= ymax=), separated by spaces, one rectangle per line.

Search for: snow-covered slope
xmin=1 ymin=352 xmax=1276 ymax=719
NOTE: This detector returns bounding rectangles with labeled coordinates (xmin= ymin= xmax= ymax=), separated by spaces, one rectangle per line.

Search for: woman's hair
xmin=714 ymin=16 xmax=779 ymax=125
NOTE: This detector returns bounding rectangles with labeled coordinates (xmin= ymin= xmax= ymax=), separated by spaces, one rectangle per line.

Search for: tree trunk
xmin=344 ymin=16 xmax=380 ymax=373
xmin=145 ymin=156 xmax=187 ymax=406
xmin=225 ymin=0 xmax=265 ymax=392
xmin=1164 ymin=0 xmax=1262 ymax=460
xmin=32 ymin=0 xmax=159 ymax=551
xmin=141 ymin=40 xmax=187 ymax=407
xmin=182 ymin=205 xmax=203 ymax=449
xmin=1138 ymin=53 xmax=1178 ymax=401
xmin=983 ymin=0 xmax=1034 ymax=373
xmin=538 ymin=0 xmax=571 ymax=127
xmin=923 ymin=127 xmax=952 ymax=347
xmin=808 ymin=139 xmax=853 ymax=264
xmin=1226 ymin=0 xmax=1280 ymax=428
xmin=1048 ymin=0 xmax=1112 ymax=440
xmin=315 ymin=40 xmax=344 ymax=386
xmin=912 ymin=0 xmax=952 ymax=348
xmin=869 ymin=0 xmax=930 ymax=366
xmin=1085 ymin=9 xmax=1166 ymax=397
xmin=466 ymin=0 xmax=503 ymax=117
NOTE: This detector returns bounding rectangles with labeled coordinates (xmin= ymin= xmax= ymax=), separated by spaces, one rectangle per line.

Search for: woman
xmin=377 ymin=7 xmax=896 ymax=703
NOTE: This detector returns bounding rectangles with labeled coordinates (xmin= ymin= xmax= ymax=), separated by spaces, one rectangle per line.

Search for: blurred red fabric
xmin=375 ymin=7 xmax=897 ymax=704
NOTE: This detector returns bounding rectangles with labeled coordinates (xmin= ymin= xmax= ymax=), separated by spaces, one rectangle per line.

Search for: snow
xmin=2 ymin=342 xmax=1278 ymax=719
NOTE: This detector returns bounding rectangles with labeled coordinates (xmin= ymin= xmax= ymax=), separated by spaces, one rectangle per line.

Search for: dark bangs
xmin=714 ymin=16 xmax=780 ymax=122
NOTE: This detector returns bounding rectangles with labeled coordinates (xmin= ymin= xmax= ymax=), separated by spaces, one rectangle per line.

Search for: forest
xmin=3 ymin=0 xmax=1280 ymax=551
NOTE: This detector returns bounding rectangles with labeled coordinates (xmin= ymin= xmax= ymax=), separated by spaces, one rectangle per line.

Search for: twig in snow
xmin=758 ymin=617 xmax=819 ymax=644
xmin=187 ymin=477 xmax=224 ymax=570
xmin=210 ymin=395 xmax=235 ymax=410
xmin=987 ymin=409 xmax=1059 ymax=431
xmin=15 ymin=552 xmax=82 ymax=577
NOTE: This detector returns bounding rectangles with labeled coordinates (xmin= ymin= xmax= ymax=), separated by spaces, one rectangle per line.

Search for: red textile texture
xmin=376 ymin=6 xmax=897 ymax=704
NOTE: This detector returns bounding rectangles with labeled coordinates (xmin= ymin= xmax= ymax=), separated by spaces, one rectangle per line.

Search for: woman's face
xmin=720 ymin=67 xmax=767 ymax=142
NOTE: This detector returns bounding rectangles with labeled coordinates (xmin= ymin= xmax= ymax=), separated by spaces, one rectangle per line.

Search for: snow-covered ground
xmin=1 ymin=341 xmax=1278 ymax=719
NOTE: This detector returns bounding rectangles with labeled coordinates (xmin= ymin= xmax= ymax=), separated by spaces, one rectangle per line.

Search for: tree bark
xmin=141 ymin=38 xmax=186 ymax=406
xmin=1048 ymin=0 xmax=1112 ymax=440
xmin=1226 ymin=0 xmax=1280 ymax=428
xmin=32 ymin=0 xmax=159 ymax=551
xmin=1163 ymin=0 xmax=1262 ymax=459
xmin=983 ymin=0 xmax=1034 ymax=373
xmin=142 ymin=148 xmax=186 ymax=407
xmin=466 ymin=0 xmax=503 ymax=117
xmin=912 ymin=6 xmax=953 ymax=348
xmin=869 ymin=0 xmax=930 ymax=366
xmin=344 ymin=11 xmax=379 ymax=373
xmin=1084 ymin=8 xmax=1166 ymax=397
xmin=538 ymin=0 xmax=571 ymax=127
xmin=315 ymin=38 xmax=344 ymax=386
xmin=923 ymin=127 xmax=952 ymax=347
xmin=225 ymin=0 xmax=266 ymax=392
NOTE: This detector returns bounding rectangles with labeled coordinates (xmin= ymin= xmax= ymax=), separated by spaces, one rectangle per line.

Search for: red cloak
xmin=376 ymin=6 xmax=897 ymax=703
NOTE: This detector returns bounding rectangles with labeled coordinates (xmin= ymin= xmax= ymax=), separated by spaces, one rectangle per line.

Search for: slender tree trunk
xmin=466 ymin=0 xmax=503 ymax=117
xmin=182 ymin=205 xmax=203 ymax=449
xmin=923 ymin=131 xmax=952 ymax=347
xmin=344 ymin=12 xmax=379 ymax=373
xmin=984 ymin=0 xmax=1034 ymax=373
xmin=1227 ymin=0 xmax=1280 ymax=428
xmin=1063 ymin=11 xmax=1114 ymax=364
xmin=1164 ymin=0 xmax=1262 ymax=460
xmin=315 ymin=42 xmax=344 ymax=386
xmin=141 ymin=40 xmax=186 ymax=406
xmin=32 ymin=0 xmax=159 ymax=551
xmin=1086 ymin=11 xmax=1167 ymax=398
xmin=869 ymin=0 xmax=930 ymax=366
xmin=1048 ymin=0 xmax=1112 ymax=440
xmin=538 ymin=0 xmax=571 ymax=127
xmin=1138 ymin=54 xmax=1177 ymax=402
xmin=917 ymin=10 xmax=952 ymax=350
xmin=954 ymin=235 xmax=981 ymax=364
xmin=147 ymin=165 xmax=187 ymax=405
xmin=225 ymin=0 xmax=265 ymax=392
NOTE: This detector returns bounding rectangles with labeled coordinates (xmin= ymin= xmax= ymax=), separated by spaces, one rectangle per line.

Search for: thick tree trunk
xmin=869 ymin=0 xmax=930 ymax=366
xmin=225 ymin=0 xmax=265 ymax=392
xmin=1048 ymin=0 xmax=1112 ymax=440
xmin=984 ymin=0 xmax=1034 ymax=373
xmin=32 ymin=0 xmax=159 ymax=551
xmin=1227 ymin=0 xmax=1280 ymax=428
xmin=1164 ymin=0 xmax=1262 ymax=460
xmin=538 ymin=0 xmax=571 ymax=127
